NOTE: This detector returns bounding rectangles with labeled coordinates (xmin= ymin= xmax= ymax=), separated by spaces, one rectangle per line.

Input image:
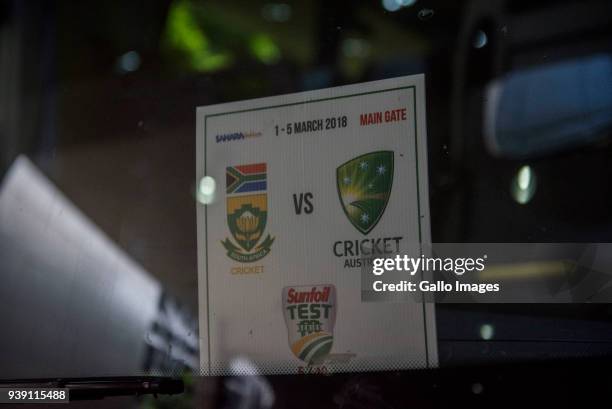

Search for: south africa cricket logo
xmin=221 ymin=163 xmax=274 ymax=262
xmin=282 ymin=285 xmax=337 ymax=364
xmin=337 ymin=151 xmax=394 ymax=235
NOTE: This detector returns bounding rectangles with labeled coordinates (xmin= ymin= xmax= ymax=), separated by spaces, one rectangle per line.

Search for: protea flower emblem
xmin=235 ymin=210 xmax=262 ymax=246
xmin=222 ymin=163 xmax=274 ymax=262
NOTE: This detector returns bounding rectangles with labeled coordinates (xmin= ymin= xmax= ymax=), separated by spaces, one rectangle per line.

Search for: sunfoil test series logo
xmin=333 ymin=151 xmax=403 ymax=268
xmin=221 ymin=163 xmax=274 ymax=263
xmin=282 ymin=285 xmax=337 ymax=365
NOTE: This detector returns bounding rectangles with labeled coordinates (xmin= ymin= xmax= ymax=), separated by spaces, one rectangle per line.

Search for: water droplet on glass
xmin=511 ymin=165 xmax=536 ymax=205
xmin=472 ymin=30 xmax=488 ymax=49
xmin=115 ymin=50 xmax=141 ymax=74
xmin=196 ymin=176 xmax=217 ymax=205
xmin=480 ymin=324 xmax=494 ymax=340
xmin=417 ymin=8 xmax=434 ymax=21
xmin=382 ymin=0 xmax=416 ymax=12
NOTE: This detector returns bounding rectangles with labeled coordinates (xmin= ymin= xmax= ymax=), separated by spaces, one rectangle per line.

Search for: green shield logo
xmin=227 ymin=198 xmax=267 ymax=252
xmin=336 ymin=151 xmax=394 ymax=235
xmin=221 ymin=163 xmax=274 ymax=263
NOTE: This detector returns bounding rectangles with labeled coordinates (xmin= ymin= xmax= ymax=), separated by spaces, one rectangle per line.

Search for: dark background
xmin=1 ymin=0 xmax=612 ymax=406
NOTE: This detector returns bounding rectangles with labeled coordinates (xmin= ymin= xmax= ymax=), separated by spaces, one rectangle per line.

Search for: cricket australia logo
xmin=337 ymin=151 xmax=394 ymax=234
xmin=282 ymin=285 xmax=336 ymax=364
xmin=221 ymin=163 xmax=274 ymax=262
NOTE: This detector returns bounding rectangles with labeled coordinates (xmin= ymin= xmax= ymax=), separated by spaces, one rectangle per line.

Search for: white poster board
xmin=197 ymin=75 xmax=437 ymax=375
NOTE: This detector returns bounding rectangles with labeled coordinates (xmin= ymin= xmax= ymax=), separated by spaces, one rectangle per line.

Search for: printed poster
xmin=196 ymin=74 xmax=437 ymax=375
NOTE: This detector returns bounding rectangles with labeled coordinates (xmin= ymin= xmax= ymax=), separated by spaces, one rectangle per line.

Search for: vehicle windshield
xmin=1 ymin=0 xmax=612 ymax=408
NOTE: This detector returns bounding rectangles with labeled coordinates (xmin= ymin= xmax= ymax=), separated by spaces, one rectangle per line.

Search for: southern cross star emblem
xmin=336 ymin=151 xmax=394 ymax=235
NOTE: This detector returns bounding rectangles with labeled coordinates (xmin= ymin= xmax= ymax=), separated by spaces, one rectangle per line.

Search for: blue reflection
xmin=485 ymin=54 xmax=612 ymax=158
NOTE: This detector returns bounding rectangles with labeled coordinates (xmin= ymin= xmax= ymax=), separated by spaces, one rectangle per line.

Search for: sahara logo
xmin=215 ymin=131 xmax=262 ymax=143
xmin=221 ymin=163 xmax=274 ymax=262
xmin=336 ymin=151 xmax=394 ymax=235
xmin=282 ymin=285 xmax=336 ymax=364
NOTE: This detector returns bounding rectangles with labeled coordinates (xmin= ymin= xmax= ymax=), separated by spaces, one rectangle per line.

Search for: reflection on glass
xmin=197 ymin=176 xmax=217 ymax=205
xmin=511 ymin=165 xmax=537 ymax=205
